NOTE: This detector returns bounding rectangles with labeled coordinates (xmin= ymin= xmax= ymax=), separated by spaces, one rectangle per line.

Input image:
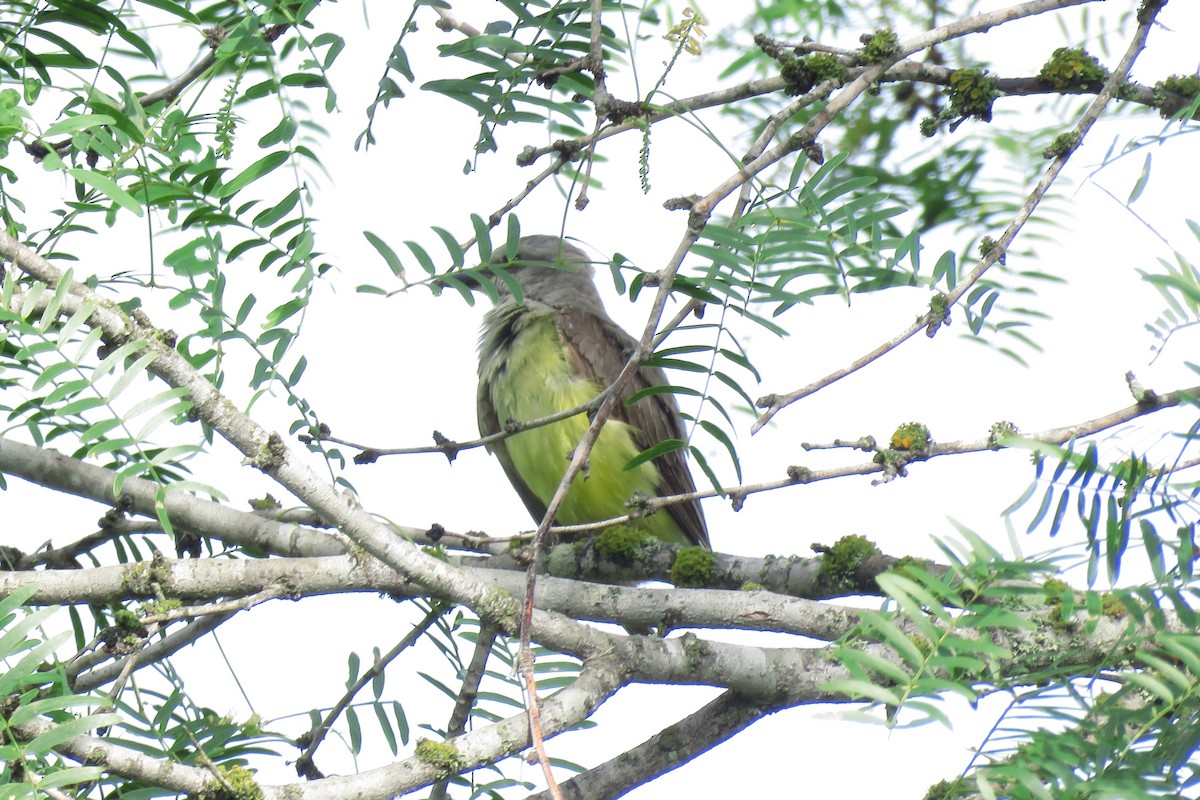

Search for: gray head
xmin=488 ymin=235 xmax=602 ymax=311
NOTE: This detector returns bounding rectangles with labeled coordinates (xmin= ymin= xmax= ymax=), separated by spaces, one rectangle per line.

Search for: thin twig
xmin=142 ymin=588 xmax=282 ymax=624
xmin=429 ymin=622 xmax=497 ymax=800
xmin=433 ymin=8 xmax=526 ymax=66
xmin=295 ymin=605 xmax=445 ymax=779
xmin=318 ymin=390 xmax=605 ymax=462
xmin=751 ymin=0 xmax=1153 ymax=432
xmin=516 ymin=379 xmax=1200 ymax=530
xmin=71 ymin=613 xmax=234 ymax=693
xmin=31 ymin=23 xmax=291 ymax=160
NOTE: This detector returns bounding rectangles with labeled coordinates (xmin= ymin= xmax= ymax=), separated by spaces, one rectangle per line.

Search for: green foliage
xmin=670 ymin=546 xmax=715 ymax=588
xmin=2 ymin=1 xmax=1197 ymax=798
xmin=827 ymin=531 xmax=1046 ymax=729
xmin=890 ymin=422 xmax=930 ymax=451
xmin=692 ymin=152 xmax=919 ymax=321
xmin=0 ymin=588 xmax=117 ymax=797
xmin=922 ymin=68 xmax=999 ymax=136
xmin=418 ymin=1 xmax=638 ymax=163
xmin=859 ymin=29 xmax=900 ymax=64
xmin=1153 ymin=74 xmax=1200 ymax=118
xmin=1140 ymin=221 xmax=1200 ymax=356
xmin=415 ymin=738 xmax=464 ymax=779
xmin=1037 ymin=46 xmax=1109 ymax=91
xmin=0 ymin=0 xmax=346 ymax=496
xmin=0 ymin=270 xmax=200 ymax=493
xmin=595 ymin=526 xmax=653 ymax=564
xmin=816 ymin=534 xmax=880 ymax=593
xmin=967 ymin=629 xmax=1200 ymax=798
xmin=1003 ymin=436 xmax=1200 ymax=587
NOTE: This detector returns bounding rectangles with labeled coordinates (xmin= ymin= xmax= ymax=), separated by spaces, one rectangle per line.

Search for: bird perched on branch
xmin=475 ymin=235 xmax=709 ymax=550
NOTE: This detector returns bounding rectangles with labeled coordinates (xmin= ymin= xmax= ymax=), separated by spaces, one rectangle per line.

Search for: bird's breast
xmin=487 ymin=312 xmax=597 ymax=435
xmin=481 ymin=312 xmax=667 ymax=529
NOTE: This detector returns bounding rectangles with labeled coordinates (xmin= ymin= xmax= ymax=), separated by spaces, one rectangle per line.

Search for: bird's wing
xmin=556 ymin=307 xmax=710 ymax=549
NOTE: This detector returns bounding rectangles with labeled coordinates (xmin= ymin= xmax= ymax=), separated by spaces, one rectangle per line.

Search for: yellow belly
xmin=487 ymin=313 xmax=688 ymax=545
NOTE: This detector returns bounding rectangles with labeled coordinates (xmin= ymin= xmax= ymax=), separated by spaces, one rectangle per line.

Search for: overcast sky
xmin=8 ymin=1 xmax=1200 ymax=796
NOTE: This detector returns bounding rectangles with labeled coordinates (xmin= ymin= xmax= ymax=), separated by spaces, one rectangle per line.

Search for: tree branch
xmin=296 ymin=605 xmax=445 ymax=780
xmin=751 ymin=0 xmax=1158 ymax=431
xmin=527 ymin=690 xmax=776 ymax=800
xmin=428 ymin=621 xmax=497 ymax=799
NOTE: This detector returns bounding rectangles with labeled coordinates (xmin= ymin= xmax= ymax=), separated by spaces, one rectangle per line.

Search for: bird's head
xmin=454 ymin=236 xmax=601 ymax=310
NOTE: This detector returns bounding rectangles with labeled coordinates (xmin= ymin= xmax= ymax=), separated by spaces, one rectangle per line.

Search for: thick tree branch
xmin=0 ymin=235 xmax=609 ymax=666
xmin=9 ymin=715 xmax=217 ymax=796
xmin=0 ymin=554 xmax=865 ymax=641
xmin=528 ymin=690 xmax=776 ymax=800
xmin=261 ymin=659 xmax=626 ymax=800
xmin=9 ymin=658 xmax=625 ymax=800
xmin=0 ymin=436 xmax=345 ymax=558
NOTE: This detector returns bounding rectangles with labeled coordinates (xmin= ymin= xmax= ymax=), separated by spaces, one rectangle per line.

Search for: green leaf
xmin=94 ymin=340 xmax=151 ymax=382
xmin=0 ymin=629 xmax=68 ymax=696
xmin=32 ymin=361 xmax=75 ymax=391
xmin=624 ymin=438 xmax=685 ymax=471
xmin=264 ymin=297 xmax=306 ymax=328
xmin=9 ymin=695 xmax=109 ymax=726
xmin=433 ymin=227 xmax=465 ymax=267
xmin=0 ymin=585 xmax=47 ymax=635
xmin=437 ymin=274 xmax=476 ymax=304
xmin=107 ymin=351 xmax=157 ymax=402
xmin=32 ymin=766 xmax=106 ymax=791
xmin=56 ymin=297 xmax=99 ymax=343
xmin=1124 ymin=671 xmax=1175 ymax=703
xmin=364 ymin=231 xmax=404 ymax=277
xmin=1026 ymin=484 xmax=1054 ymax=534
xmin=699 ymin=419 xmax=742 ymax=482
xmin=472 ymin=214 xmax=493 ymax=262
xmin=26 ymin=714 xmax=120 ymax=755
xmin=822 ymin=679 xmax=901 ymax=706
xmin=259 ymin=115 xmax=298 ymax=147
xmin=218 ymin=151 xmax=291 ymax=199
xmin=374 ymin=701 xmax=398 ymax=755
xmin=44 ymin=113 xmax=116 ymax=137
xmin=393 ymin=701 xmax=409 ymax=745
xmin=860 ymin=607 xmax=929 ymax=668
xmin=66 ymin=168 xmax=143 ymax=216
xmin=252 ymin=188 xmax=301 ymax=228
xmin=1128 ymin=152 xmax=1151 ymax=203
xmin=346 ymin=705 xmax=362 ymax=753
xmin=1138 ymin=652 xmax=1191 ymax=692
xmin=837 ymin=646 xmax=911 ymax=685
xmin=80 ymin=418 xmax=124 ymax=444
xmin=405 ymin=240 xmax=436 ymax=275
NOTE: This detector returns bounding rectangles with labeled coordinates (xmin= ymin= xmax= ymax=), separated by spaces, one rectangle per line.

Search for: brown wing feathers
xmin=555 ymin=308 xmax=710 ymax=549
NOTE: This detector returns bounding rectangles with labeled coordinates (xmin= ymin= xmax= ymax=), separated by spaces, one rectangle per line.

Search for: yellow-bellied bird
xmin=476 ymin=235 xmax=709 ymax=549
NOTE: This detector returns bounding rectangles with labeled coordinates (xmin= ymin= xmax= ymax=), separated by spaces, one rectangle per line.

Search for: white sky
xmin=8 ymin=0 xmax=1200 ymax=797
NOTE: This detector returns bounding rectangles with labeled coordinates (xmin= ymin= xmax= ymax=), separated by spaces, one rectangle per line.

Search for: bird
xmin=475 ymin=235 xmax=709 ymax=550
